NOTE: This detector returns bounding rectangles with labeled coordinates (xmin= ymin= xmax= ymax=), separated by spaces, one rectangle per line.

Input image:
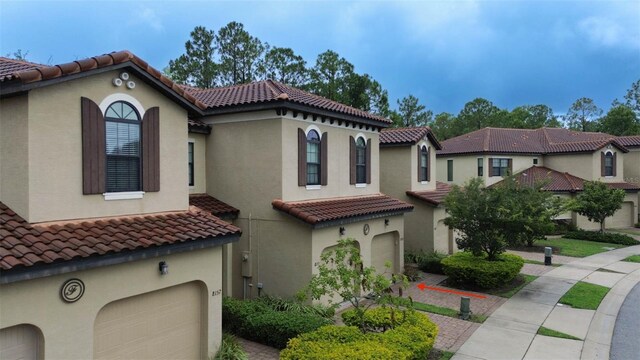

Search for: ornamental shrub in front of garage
xmin=442 ymin=252 xmax=524 ymax=289
xmin=280 ymin=308 xmax=438 ymax=360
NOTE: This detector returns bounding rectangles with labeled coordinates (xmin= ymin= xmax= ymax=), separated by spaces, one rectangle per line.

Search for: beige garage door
xmin=0 ymin=324 xmax=42 ymax=360
xmin=608 ymin=202 xmax=634 ymax=229
xmin=94 ymin=282 xmax=203 ymax=360
xmin=371 ymin=232 xmax=397 ymax=276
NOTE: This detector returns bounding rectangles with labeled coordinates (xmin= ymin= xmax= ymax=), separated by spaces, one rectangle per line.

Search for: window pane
xmin=356 ymin=147 xmax=365 ymax=165
xmin=447 ymin=160 xmax=453 ymax=181
xmin=188 ymin=143 xmax=194 ymax=186
xmin=307 ymin=142 xmax=319 ymax=163
xmin=357 ymin=165 xmax=366 ymax=183
xmin=307 ymin=163 xmax=319 ymax=185
xmin=306 ymin=130 xmax=319 ymax=141
xmin=106 ymin=156 xmax=140 ymax=192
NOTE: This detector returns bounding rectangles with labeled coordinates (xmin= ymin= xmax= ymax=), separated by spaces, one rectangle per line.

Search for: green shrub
xmin=404 ymin=251 xmax=448 ymax=274
xmin=222 ymin=297 xmax=332 ymax=349
xmin=546 ymin=220 xmax=577 ymax=235
xmin=213 ymin=333 xmax=248 ymax=360
xmin=281 ymin=309 xmax=438 ymax=360
xmin=342 ymin=306 xmax=413 ymax=332
xmin=442 ymin=252 xmax=524 ymax=289
xmin=254 ymin=294 xmax=335 ymax=318
xmin=563 ymin=230 xmax=637 ymax=245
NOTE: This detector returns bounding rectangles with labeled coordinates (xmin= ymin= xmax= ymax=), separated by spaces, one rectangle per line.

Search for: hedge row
xmin=281 ymin=308 xmax=438 ymax=360
xmin=441 ymin=252 xmax=524 ymax=289
xmin=563 ymin=230 xmax=637 ymax=246
xmin=222 ymin=297 xmax=332 ymax=349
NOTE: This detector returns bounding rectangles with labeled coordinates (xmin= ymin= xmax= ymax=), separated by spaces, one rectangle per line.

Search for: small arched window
xmin=306 ymin=130 xmax=321 ymax=185
xmin=604 ymin=152 xmax=614 ymax=176
xmin=105 ymin=101 xmax=141 ymax=192
xmin=356 ymin=137 xmax=367 ymax=184
xmin=419 ymin=145 xmax=429 ymax=182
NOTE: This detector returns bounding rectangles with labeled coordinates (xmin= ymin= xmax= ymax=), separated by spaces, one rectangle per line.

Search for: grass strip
xmin=439 ymin=351 xmax=455 ymax=360
xmin=537 ymin=326 xmax=581 ymax=340
xmin=412 ymin=302 xmax=487 ymax=323
xmin=559 ymin=281 xmax=610 ymax=310
xmin=487 ymin=274 xmax=538 ymax=298
xmin=534 ymin=238 xmax=625 ymax=257
xmin=624 ymin=255 xmax=640 ymax=263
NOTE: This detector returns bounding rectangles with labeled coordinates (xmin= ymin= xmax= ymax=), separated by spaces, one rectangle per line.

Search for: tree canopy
xmin=573 ymin=181 xmax=625 ymax=233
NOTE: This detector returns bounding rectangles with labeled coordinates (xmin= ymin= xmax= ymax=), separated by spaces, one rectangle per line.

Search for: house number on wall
xmin=363 ymin=224 xmax=370 ymax=235
xmin=212 ymin=289 xmax=222 ymax=296
xmin=60 ymin=278 xmax=85 ymax=303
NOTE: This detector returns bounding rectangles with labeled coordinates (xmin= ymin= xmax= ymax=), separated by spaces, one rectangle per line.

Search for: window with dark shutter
xmin=477 ymin=158 xmax=484 ymax=176
xmin=105 ymin=101 xmax=141 ymax=193
xmin=188 ymin=142 xmax=194 ymax=186
xmin=365 ymin=138 xmax=371 ymax=184
xmin=321 ymin=132 xmax=328 ymax=186
xmin=490 ymin=158 xmax=510 ymax=177
xmin=419 ymin=146 xmax=429 ymax=182
xmin=604 ymin=152 xmax=614 ymax=176
xmin=447 ymin=159 xmax=453 ymax=182
xmin=306 ymin=130 xmax=321 ymax=185
xmin=356 ymin=137 xmax=366 ymax=184
xmin=82 ymin=97 xmax=106 ymax=194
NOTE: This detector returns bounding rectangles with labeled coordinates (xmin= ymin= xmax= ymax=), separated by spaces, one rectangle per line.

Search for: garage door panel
xmin=0 ymin=324 xmax=42 ymax=360
xmin=609 ymin=203 xmax=633 ymax=229
xmin=94 ymin=282 xmax=203 ymax=360
xmin=372 ymin=233 xmax=396 ymax=276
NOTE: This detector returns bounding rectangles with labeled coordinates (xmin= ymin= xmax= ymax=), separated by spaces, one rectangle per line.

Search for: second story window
xmin=356 ymin=138 xmax=367 ymax=184
xmin=477 ymin=158 xmax=483 ymax=176
xmin=105 ymin=101 xmax=141 ymax=192
xmin=306 ymin=130 xmax=321 ymax=185
xmin=419 ymin=146 xmax=429 ymax=182
xmin=447 ymin=160 xmax=453 ymax=182
xmin=188 ymin=142 xmax=194 ymax=186
xmin=490 ymin=158 xmax=511 ymax=177
xmin=604 ymin=152 xmax=614 ymax=176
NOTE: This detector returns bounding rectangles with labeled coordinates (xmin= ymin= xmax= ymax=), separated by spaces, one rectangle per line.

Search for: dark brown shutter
xmin=426 ymin=148 xmax=431 ymax=182
xmin=600 ymin=152 xmax=605 ymax=176
xmin=365 ymin=138 xmax=372 ymax=184
xmin=417 ymin=146 xmax=422 ymax=182
xmin=321 ymin=132 xmax=328 ymax=186
xmin=81 ymin=97 xmax=106 ymax=194
xmin=142 ymin=107 xmax=160 ymax=192
xmin=613 ymin=153 xmax=617 ymax=176
xmin=349 ymin=136 xmax=356 ymax=184
xmin=507 ymin=159 xmax=513 ymax=175
xmin=488 ymin=157 xmax=493 ymax=177
xmin=298 ymin=129 xmax=307 ymax=186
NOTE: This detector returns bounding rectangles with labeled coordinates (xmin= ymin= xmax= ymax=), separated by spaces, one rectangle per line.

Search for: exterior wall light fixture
xmin=339 ymin=227 xmax=346 ymax=236
xmin=159 ymin=261 xmax=169 ymax=275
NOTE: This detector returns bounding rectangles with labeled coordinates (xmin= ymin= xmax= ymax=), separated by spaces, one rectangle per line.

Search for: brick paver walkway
xmin=520 ymin=263 xmax=554 ymax=276
xmin=238 ymin=337 xmax=280 ymax=360
xmin=428 ymin=313 xmax=481 ymax=351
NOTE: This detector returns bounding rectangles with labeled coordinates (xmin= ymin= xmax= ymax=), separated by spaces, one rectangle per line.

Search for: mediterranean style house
xmin=0 ymin=52 xmax=241 ymax=359
xmin=379 ymin=127 xmax=456 ymax=254
xmin=436 ymin=127 xmax=640 ymax=229
xmin=182 ymin=80 xmax=413 ymax=300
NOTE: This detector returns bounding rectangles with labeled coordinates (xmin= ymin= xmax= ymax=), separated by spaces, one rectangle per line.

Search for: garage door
xmin=94 ymin=282 xmax=203 ymax=360
xmin=371 ymin=232 xmax=397 ymax=276
xmin=0 ymin=324 xmax=42 ymax=360
xmin=608 ymin=202 xmax=634 ymax=229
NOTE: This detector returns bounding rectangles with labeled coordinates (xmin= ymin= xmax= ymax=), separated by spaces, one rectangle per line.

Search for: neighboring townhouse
xmin=182 ymin=80 xmax=414 ymax=300
xmin=436 ymin=127 xmax=639 ymax=229
xmin=379 ymin=127 xmax=456 ymax=254
xmin=618 ymin=135 xmax=640 ymax=186
xmin=0 ymin=52 xmax=241 ymax=359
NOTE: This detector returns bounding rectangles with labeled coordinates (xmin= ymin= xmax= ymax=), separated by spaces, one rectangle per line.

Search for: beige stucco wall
xmin=380 ymin=146 xmax=412 ymax=197
xmin=0 ymin=247 xmax=224 ymax=359
xmin=189 ymin=133 xmax=208 ymax=194
xmin=436 ymin=156 xmax=478 ymax=185
xmin=281 ymin=115 xmax=380 ymax=201
xmin=544 ymin=150 xmax=625 ymax=183
xmin=409 ymin=141 xmax=437 ymax=192
xmin=0 ymin=95 xmax=29 ymax=219
xmin=623 ymin=149 xmax=640 ymax=185
xmin=24 ymin=70 xmax=189 ymax=223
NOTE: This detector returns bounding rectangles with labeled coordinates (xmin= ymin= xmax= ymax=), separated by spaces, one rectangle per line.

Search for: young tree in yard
xmin=299 ymin=238 xmax=408 ymax=331
xmin=565 ymin=97 xmax=602 ymax=132
xmin=443 ymin=178 xmax=509 ymax=260
xmin=574 ymin=181 xmax=625 ymax=233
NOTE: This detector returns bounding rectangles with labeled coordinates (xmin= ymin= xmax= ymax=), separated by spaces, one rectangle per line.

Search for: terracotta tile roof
xmin=188 ymin=119 xmax=211 ymax=134
xmin=406 ymin=182 xmax=454 ymax=206
xmin=189 ymin=194 xmax=239 ymax=218
xmin=617 ymin=135 xmax=640 ymax=148
xmin=184 ymin=79 xmax=391 ymax=125
xmin=491 ymin=166 xmax=640 ymax=192
xmin=0 ymin=202 xmax=241 ymax=271
xmin=271 ymin=194 xmax=413 ymax=226
xmin=0 ymin=51 xmax=208 ymax=110
xmin=380 ymin=126 xmax=442 ymax=149
xmin=437 ymin=127 xmax=627 ymax=155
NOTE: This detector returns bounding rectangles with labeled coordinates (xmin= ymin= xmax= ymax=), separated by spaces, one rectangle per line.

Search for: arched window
xmin=419 ymin=145 xmax=429 ymax=181
xmin=356 ymin=137 xmax=367 ymax=184
xmin=306 ymin=130 xmax=321 ymax=185
xmin=105 ymin=101 xmax=141 ymax=192
xmin=604 ymin=152 xmax=614 ymax=176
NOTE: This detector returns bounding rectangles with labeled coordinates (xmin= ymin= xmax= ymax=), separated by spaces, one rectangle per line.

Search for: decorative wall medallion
xmin=61 ymin=278 xmax=85 ymax=303
xmin=363 ymin=224 xmax=370 ymax=235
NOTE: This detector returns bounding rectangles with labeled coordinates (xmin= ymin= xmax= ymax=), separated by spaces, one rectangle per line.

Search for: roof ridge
xmin=264 ymin=79 xmax=285 ymax=98
xmin=0 ymin=56 xmax=46 ymax=67
xmin=483 ymin=128 xmax=491 ymax=151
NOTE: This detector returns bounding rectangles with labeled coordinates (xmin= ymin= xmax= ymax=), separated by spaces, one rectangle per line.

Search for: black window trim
xmin=188 ymin=141 xmax=195 ymax=186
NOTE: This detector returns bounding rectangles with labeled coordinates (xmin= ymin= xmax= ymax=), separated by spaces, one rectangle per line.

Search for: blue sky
xmin=1 ymin=0 xmax=639 ymax=115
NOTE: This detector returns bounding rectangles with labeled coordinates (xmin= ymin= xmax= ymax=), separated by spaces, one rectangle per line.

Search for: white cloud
xmin=577 ymin=3 xmax=640 ymax=50
xmin=138 ymin=6 xmax=163 ymax=32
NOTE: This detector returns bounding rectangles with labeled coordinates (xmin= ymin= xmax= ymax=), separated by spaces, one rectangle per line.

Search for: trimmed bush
xmin=254 ymin=294 xmax=335 ymax=318
xmin=563 ymin=230 xmax=637 ymax=246
xmin=404 ymin=250 xmax=448 ymax=274
xmin=222 ymin=297 xmax=332 ymax=349
xmin=442 ymin=252 xmax=524 ymax=289
xmin=213 ymin=333 xmax=248 ymax=360
xmin=281 ymin=309 xmax=438 ymax=360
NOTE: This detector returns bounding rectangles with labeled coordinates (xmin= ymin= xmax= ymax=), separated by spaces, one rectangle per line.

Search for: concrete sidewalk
xmin=452 ymin=245 xmax=640 ymax=360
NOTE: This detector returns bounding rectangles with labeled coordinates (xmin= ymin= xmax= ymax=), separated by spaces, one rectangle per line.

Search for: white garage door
xmin=0 ymin=324 xmax=42 ymax=360
xmin=608 ymin=202 xmax=634 ymax=229
xmin=94 ymin=282 xmax=203 ymax=360
xmin=371 ymin=232 xmax=397 ymax=276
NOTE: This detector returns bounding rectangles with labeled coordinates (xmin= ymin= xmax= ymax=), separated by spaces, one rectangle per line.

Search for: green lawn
xmin=559 ymin=282 xmax=610 ymax=310
xmin=535 ymin=238 xmax=626 ymax=257
xmin=537 ymin=326 xmax=581 ymax=340
xmin=412 ymin=302 xmax=487 ymax=323
xmin=486 ymin=274 xmax=537 ymax=298
xmin=624 ymin=255 xmax=640 ymax=263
